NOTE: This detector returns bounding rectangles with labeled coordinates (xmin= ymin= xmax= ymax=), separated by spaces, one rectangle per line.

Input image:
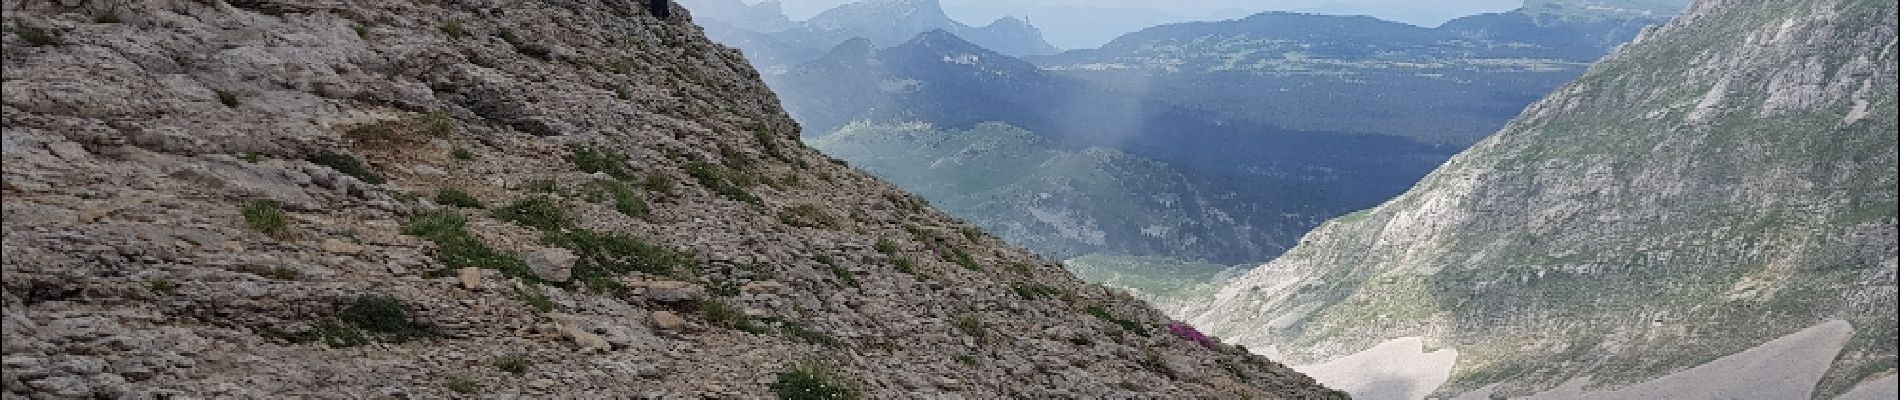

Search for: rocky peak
xmin=0 ymin=0 xmax=1337 ymax=398
xmin=1181 ymin=0 xmax=1896 ymax=397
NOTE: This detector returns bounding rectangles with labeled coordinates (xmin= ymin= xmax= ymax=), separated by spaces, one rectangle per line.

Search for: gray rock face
xmin=0 ymin=0 xmax=1337 ymax=398
xmin=525 ymin=247 xmax=576 ymax=283
xmin=1183 ymin=0 xmax=1898 ymax=398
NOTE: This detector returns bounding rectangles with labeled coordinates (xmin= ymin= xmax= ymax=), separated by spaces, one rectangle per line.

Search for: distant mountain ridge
xmin=679 ymin=0 xmax=1058 ymax=69
xmin=1034 ymin=4 xmax=1682 ymax=145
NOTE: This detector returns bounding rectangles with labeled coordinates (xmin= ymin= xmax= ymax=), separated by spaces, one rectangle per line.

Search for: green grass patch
xmin=492 ymin=195 xmax=570 ymax=231
xmin=494 ymin=354 xmax=533 ymax=375
xmin=434 ymin=189 xmax=484 ymax=209
xmin=514 ymin=285 xmax=556 ymax=313
xmin=770 ymin=362 xmax=860 ymax=400
xmin=592 ymin=180 xmax=649 ymax=218
xmin=538 ymin=229 xmax=697 ymax=295
xmin=242 ymin=200 xmax=292 ymax=239
xmin=288 ymin=296 xmax=434 ymax=348
xmin=685 ymin=161 xmax=762 ymax=206
xmin=781 ymin=204 xmax=841 ymax=229
xmin=401 ymin=211 xmax=535 ymax=280
xmin=947 ymin=248 xmax=982 ymax=271
xmin=701 ymin=299 xmax=766 ymax=333
xmin=308 ymin=151 xmax=384 ymax=184
xmin=779 ymin=320 xmax=839 ymax=346
xmin=1085 ymin=305 xmax=1148 ymax=336
xmin=439 ymin=21 xmax=467 ymax=39
xmin=15 ymin=25 xmax=59 ymax=46
xmin=444 ymin=376 xmax=479 ymax=394
xmin=147 ymin=278 xmax=179 ymax=295
xmin=571 ymin=145 xmax=636 ymax=181
xmin=952 ymin=313 xmax=987 ymax=341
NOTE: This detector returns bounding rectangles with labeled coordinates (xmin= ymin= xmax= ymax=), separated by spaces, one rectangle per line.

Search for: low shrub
xmin=947 ymin=248 xmax=982 ymax=272
xmin=242 ymin=200 xmax=291 ymax=239
xmin=1085 ymin=305 xmax=1148 ymax=336
xmin=952 ymin=313 xmax=987 ymax=341
xmin=494 ymin=354 xmax=533 ymax=375
xmin=770 ymin=362 xmax=859 ymax=400
xmin=701 ymin=299 xmax=765 ymax=333
xmin=685 ymin=161 xmax=761 ymax=206
xmin=571 ymin=145 xmax=636 ymax=181
xmin=16 ymin=25 xmax=59 ymax=46
xmin=435 ymin=189 xmax=484 ymax=209
xmin=439 ymin=21 xmax=467 ymax=39
xmin=401 ymin=211 xmax=534 ymax=280
xmin=593 ymin=180 xmax=649 ymax=218
xmin=491 ymin=195 xmax=569 ymax=231
xmin=308 ymin=151 xmax=385 ymax=184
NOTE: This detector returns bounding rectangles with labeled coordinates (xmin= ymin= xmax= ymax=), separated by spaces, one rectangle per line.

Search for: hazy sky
xmin=766 ymin=0 xmax=1526 ymax=49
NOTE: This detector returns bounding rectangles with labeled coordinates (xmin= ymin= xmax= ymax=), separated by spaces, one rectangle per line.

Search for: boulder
xmin=643 ymin=281 xmax=703 ymax=304
xmin=525 ymin=248 xmax=576 ymax=282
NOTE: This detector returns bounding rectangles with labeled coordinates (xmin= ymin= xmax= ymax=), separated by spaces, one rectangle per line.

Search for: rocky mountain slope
xmin=1182 ymin=0 xmax=1897 ymax=398
xmin=0 ymin=0 xmax=1340 ymax=398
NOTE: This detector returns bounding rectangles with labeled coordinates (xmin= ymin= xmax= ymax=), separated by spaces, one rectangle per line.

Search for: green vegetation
xmin=291 ymin=296 xmax=433 ymax=348
xmin=522 ymin=179 xmax=559 ymax=194
xmin=641 ymin=172 xmax=677 ymax=196
xmin=435 ymin=189 xmax=484 ymax=209
xmin=1010 ymin=282 xmax=1063 ymax=300
xmin=215 ymin=90 xmax=240 ymax=108
xmin=308 ymin=151 xmax=384 ymax=184
xmin=891 ymin=257 xmax=917 ymax=275
xmin=946 ymin=248 xmax=982 ymax=271
xmin=451 ymin=148 xmax=475 ymax=160
xmin=15 ymin=25 xmax=59 ymax=46
xmin=401 ymin=211 xmax=533 ymax=280
xmin=514 ymin=285 xmax=556 ymax=313
xmin=337 ymin=295 xmax=432 ymax=340
xmin=351 ymin=24 xmax=368 ymax=38
xmin=234 ymin=264 xmax=302 ymax=281
xmin=93 ymin=10 xmax=120 ymax=24
xmin=952 ymin=313 xmax=987 ymax=341
xmin=492 ymin=195 xmax=570 ymax=231
xmin=439 ymin=21 xmax=467 ymax=39
xmin=494 ymin=354 xmax=533 ymax=375
xmin=779 ymin=320 xmax=839 ymax=346
xmin=685 ymin=161 xmax=762 ymax=206
xmin=782 ymin=204 xmax=840 ymax=229
xmin=770 ymin=362 xmax=860 ymax=400
xmin=1062 ymin=255 xmax=1232 ymax=302
xmin=242 ymin=200 xmax=292 ymax=239
xmin=423 ymin=111 xmax=454 ymax=137
xmin=874 ymin=238 xmax=898 ymax=254
xmin=444 ymin=376 xmax=480 ymax=394
xmin=701 ymin=299 xmax=765 ymax=333
xmin=571 ymin=145 xmax=636 ymax=181
xmin=955 ymin=354 xmax=979 ymax=365
xmin=592 ymin=180 xmax=649 ymax=218
xmin=544 ymin=229 xmax=695 ymax=291
xmin=147 ymin=278 xmax=179 ymax=295
xmin=1085 ymin=305 xmax=1148 ymax=336
xmin=827 ymin=264 xmax=859 ymax=287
